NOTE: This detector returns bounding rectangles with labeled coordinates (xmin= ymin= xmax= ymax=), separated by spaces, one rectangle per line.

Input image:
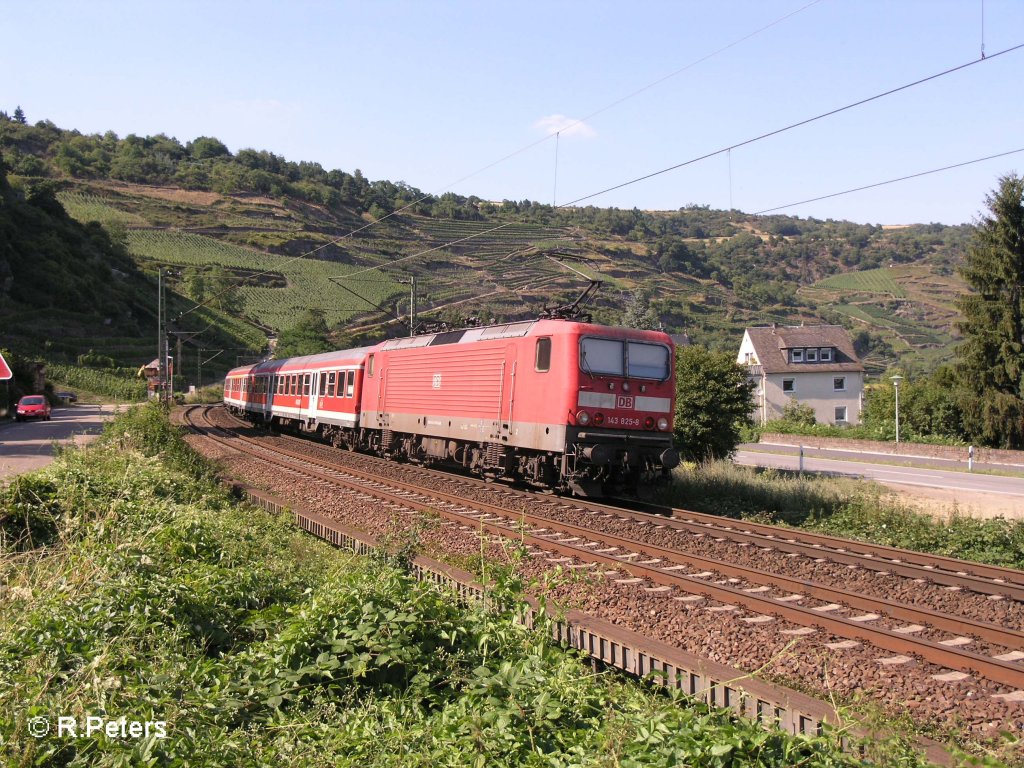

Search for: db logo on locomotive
xmin=616 ymin=396 xmax=634 ymax=409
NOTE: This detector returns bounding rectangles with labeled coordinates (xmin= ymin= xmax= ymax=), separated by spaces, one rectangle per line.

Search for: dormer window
xmin=791 ymin=348 xmax=803 ymax=363
xmin=806 ymin=348 xmax=818 ymax=362
xmin=820 ymin=347 xmax=833 ymax=362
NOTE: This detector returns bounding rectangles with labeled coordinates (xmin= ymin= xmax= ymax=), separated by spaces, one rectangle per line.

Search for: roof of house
xmin=744 ymin=325 xmax=864 ymax=374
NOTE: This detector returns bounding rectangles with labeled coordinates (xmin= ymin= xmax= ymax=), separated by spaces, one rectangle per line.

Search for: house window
xmin=833 ymin=376 xmax=846 ymax=391
xmin=820 ymin=347 xmax=833 ymax=362
xmin=806 ymin=348 xmax=818 ymax=362
xmin=835 ymin=405 xmax=848 ymax=423
xmin=791 ymin=349 xmax=804 ymax=363
xmin=782 ymin=378 xmax=795 ymax=393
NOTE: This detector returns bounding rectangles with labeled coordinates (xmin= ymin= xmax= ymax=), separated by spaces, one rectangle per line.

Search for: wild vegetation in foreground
xmin=1 ymin=405 xmax=983 ymax=767
xmin=659 ymin=461 xmax=1024 ymax=570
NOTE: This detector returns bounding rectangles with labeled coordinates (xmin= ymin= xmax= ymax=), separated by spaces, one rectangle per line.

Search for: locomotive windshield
xmin=579 ymin=338 xmax=670 ymax=380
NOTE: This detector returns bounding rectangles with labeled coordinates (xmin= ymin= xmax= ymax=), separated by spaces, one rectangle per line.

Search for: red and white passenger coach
xmin=225 ymin=319 xmax=679 ymax=494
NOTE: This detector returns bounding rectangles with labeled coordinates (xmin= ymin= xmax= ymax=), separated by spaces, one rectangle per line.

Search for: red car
xmin=15 ymin=395 xmax=51 ymax=422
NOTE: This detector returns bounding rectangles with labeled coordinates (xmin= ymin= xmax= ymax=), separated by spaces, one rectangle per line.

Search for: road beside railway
xmin=735 ymin=444 xmax=1024 ymax=519
xmin=0 ymin=404 xmax=122 ymax=483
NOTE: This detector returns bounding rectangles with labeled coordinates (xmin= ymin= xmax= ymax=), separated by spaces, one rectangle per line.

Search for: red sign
xmin=0 ymin=352 xmax=11 ymax=380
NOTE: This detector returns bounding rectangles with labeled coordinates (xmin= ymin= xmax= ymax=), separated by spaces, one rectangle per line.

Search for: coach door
xmin=297 ymin=371 xmax=312 ymax=424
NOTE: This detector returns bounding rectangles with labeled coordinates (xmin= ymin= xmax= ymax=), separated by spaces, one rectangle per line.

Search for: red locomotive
xmin=224 ymin=319 xmax=679 ymax=494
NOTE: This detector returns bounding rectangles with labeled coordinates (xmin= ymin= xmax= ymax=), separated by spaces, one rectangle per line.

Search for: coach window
xmin=303 ymin=374 xmax=311 ymax=395
xmin=346 ymin=370 xmax=355 ymax=397
xmin=328 ymin=371 xmax=337 ymax=397
xmin=290 ymin=375 xmax=296 ymax=395
xmin=319 ymin=372 xmax=327 ymax=397
xmin=535 ymin=337 xmax=551 ymax=372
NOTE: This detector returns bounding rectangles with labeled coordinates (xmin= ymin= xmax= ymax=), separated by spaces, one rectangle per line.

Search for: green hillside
xmin=0 ymin=114 xmax=976 ymax=383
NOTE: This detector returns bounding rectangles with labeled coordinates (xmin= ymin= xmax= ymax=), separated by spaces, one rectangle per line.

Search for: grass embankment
xmin=660 ymin=462 xmax=1024 ymax=570
xmin=0 ymin=406 xmax=995 ymax=767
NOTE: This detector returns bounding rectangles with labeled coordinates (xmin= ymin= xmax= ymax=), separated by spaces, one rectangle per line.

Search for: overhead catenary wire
xmin=752 ymin=147 xmax=1024 ymax=215
xmin=176 ymin=1 xmax=823 ymax=320
xmin=561 ymin=41 xmax=1024 ymax=208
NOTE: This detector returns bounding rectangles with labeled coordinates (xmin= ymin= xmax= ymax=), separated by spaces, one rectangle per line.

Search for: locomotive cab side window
xmin=367 ymin=355 xmax=375 ymax=377
xmin=535 ymin=337 xmax=551 ymax=372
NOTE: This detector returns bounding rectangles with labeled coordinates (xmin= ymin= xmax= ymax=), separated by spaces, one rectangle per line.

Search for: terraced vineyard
xmin=58 ymin=191 xmax=150 ymax=228
xmin=127 ymin=230 xmax=403 ymax=330
xmin=409 ymin=218 xmax=578 ymax=258
xmin=815 ymin=267 xmax=906 ymax=297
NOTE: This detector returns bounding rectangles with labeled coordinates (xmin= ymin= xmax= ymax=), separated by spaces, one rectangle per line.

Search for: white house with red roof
xmin=737 ymin=324 xmax=865 ymax=425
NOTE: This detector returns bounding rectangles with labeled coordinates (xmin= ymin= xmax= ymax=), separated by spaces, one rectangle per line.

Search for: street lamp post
xmin=891 ymin=374 xmax=904 ymax=446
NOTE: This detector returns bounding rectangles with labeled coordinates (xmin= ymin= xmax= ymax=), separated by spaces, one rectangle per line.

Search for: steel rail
xmin=624 ymin=498 xmax=1024 ymax=590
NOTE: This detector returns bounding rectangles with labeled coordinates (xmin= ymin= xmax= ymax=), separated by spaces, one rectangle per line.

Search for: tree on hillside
xmin=12 ymin=106 xmax=26 ymax=124
xmin=188 ymin=136 xmax=230 ymax=160
xmin=620 ymin=287 xmax=660 ymax=330
xmin=955 ymin=173 xmax=1024 ymax=449
xmin=673 ymin=346 xmax=754 ymax=462
xmin=274 ymin=310 xmax=332 ymax=359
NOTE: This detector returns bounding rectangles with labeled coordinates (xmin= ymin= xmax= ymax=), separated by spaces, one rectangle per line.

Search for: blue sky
xmin=4 ymin=0 xmax=1023 ymax=225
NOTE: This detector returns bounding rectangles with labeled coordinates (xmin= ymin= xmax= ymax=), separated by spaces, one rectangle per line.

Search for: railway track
xmin=183 ymin=404 xmax=1024 ymax=759
xmin=224 ymin=409 xmax=1024 ymax=605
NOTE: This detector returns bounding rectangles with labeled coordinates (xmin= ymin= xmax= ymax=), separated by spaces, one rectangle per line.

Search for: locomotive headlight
xmin=608 ymin=381 xmax=615 ymax=391
xmin=576 ymin=410 xmax=591 ymax=426
xmin=657 ymin=417 xmax=670 ymax=431
xmin=621 ymin=382 xmax=631 ymax=392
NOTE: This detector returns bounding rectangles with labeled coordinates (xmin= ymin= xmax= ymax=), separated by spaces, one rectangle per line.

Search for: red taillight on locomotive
xmin=593 ymin=412 xmax=605 ymax=426
xmin=644 ymin=416 xmax=655 ymax=430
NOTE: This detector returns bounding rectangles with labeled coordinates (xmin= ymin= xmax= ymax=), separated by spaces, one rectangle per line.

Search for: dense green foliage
xmin=46 ymin=362 xmax=147 ymax=402
xmin=1 ymin=405 xmax=941 ymax=767
xmin=0 ymin=158 xmax=147 ymax=322
xmin=954 ymin=173 xmax=1024 ymax=449
xmin=673 ymin=346 xmax=755 ymax=461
